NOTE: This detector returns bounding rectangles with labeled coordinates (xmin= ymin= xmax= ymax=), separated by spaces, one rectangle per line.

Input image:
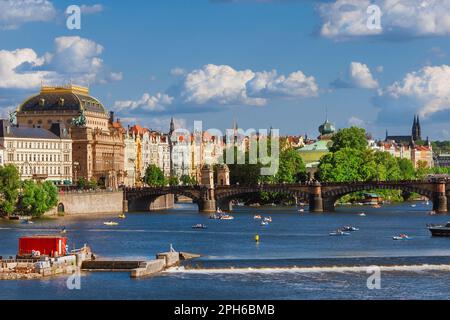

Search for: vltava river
xmin=1 ymin=202 xmax=450 ymax=299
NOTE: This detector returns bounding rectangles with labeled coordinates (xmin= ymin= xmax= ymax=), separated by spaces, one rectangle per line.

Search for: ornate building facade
xmin=16 ymin=85 xmax=125 ymax=188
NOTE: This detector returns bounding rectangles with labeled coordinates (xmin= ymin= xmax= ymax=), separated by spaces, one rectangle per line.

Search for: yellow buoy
xmin=255 ymin=234 xmax=260 ymax=242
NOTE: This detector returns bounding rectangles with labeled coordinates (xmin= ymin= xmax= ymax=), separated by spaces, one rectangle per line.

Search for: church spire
xmin=169 ymin=117 xmax=175 ymax=134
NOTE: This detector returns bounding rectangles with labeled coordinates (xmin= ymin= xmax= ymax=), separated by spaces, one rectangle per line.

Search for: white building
xmin=123 ymin=130 xmax=137 ymax=186
xmin=0 ymin=120 xmax=72 ymax=183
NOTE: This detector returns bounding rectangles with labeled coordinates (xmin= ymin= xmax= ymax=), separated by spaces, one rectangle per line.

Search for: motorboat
xmin=260 ymin=221 xmax=269 ymax=226
xmin=329 ymin=230 xmax=350 ymax=236
xmin=192 ymin=224 xmax=207 ymax=229
xmin=342 ymin=226 xmax=359 ymax=232
xmin=358 ymin=213 xmax=366 ymax=217
xmin=392 ymin=234 xmax=411 ymax=240
xmin=103 ymin=221 xmax=119 ymax=226
xmin=428 ymin=222 xmax=450 ymax=237
xmin=253 ymin=215 xmax=262 ymax=219
xmin=220 ymin=215 xmax=234 ymax=220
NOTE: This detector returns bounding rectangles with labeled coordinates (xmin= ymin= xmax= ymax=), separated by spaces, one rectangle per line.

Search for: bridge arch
xmin=321 ymin=182 xmax=434 ymax=211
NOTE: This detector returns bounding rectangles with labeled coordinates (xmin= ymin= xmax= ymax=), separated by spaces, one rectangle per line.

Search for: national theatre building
xmin=16 ymin=85 xmax=125 ymax=188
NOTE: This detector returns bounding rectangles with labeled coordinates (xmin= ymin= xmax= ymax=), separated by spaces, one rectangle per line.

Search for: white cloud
xmin=0 ymin=36 xmax=121 ymax=89
xmin=80 ymin=4 xmax=104 ymax=14
xmin=381 ymin=65 xmax=450 ymax=118
xmin=181 ymin=64 xmax=318 ymax=106
xmin=114 ymin=92 xmax=174 ymax=112
xmin=0 ymin=48 xmax=58 ymax=89
xmin=319 ymin=0 xmax=450 ymax=40
xmin=348 ymin=116 xmax=366 ymax=127
xmin=170 ymin=67 xmax=186 ymax=76
xmin=0 ymin=0 xmax=56 ymax=30
xmin=331 ymin=61 xmax=378 ymax=89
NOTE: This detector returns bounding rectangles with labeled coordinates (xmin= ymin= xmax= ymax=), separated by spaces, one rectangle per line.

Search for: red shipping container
xmin=18 ymin=235 xmax=67 ymax=257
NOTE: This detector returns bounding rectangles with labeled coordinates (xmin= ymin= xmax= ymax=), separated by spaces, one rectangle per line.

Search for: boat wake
xmin=164 ymin=264 xmax=450 ymax=274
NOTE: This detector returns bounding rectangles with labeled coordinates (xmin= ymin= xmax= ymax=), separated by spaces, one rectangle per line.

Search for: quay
xmin=81 ymin=251 xmax=200 ymax=278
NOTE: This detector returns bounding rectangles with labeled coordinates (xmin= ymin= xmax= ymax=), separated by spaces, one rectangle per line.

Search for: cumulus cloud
xmin=0 ymin=0 xmax=56 ymax=30
xmin=331 ymin=61 xmax=378 ymax=89
xmin=181 ymin=64 xmax=318 ymax=106
xmin=170 ymin=67 xmax=186 ymax=76
xmin=80 ymin=4 xmax=104 ymax=14
xmin=0 ymin=36 xmax=121 ymax=90
xmin=379 ymin=65 xmax=450 ymax=118
xmin=348 ymin=116 xmax=366 ymax=127
xmin=319 ymin=0 xmax=450 ymax=40
xmin=114 ymin=92 xmax=174 ymax=112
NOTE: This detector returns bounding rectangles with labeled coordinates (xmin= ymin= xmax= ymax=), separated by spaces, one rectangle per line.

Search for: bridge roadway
xmin=123 ymin=180 xmax=449 ymax=213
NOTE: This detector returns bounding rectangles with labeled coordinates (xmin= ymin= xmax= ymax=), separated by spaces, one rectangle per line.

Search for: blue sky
xmin=2 ymin=0 xmax=450 ymax=140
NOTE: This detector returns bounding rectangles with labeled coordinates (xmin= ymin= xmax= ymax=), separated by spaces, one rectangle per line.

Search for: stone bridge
xmin=123 ymin=179 xmax=449 ymax=213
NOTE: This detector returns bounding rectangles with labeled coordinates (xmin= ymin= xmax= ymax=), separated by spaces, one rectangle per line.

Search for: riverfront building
xmin=0 ymin=120 xmax=72 ymax=182
xmin=16 ymin=85 xmax=125 ymax=188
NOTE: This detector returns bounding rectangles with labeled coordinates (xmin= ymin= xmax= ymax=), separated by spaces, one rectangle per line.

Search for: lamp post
xmin=73 ymin=161 xmax=79 ymax=185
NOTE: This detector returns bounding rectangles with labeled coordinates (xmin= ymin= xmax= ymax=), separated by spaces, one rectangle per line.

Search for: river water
xmin=1 ymin=202 xmax=450 ymax=300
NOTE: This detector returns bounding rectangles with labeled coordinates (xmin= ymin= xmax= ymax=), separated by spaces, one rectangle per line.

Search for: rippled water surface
xmin=1 ymin=202 xmax=450 ymax=300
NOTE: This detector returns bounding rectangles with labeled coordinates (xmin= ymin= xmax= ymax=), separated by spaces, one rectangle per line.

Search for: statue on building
xmin=71 ymin=110 xmax=87 ymax=127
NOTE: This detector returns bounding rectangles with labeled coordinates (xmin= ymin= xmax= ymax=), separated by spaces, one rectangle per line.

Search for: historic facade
xmin=16 ymin=85 xmax=125 ymax=188
xmin=0 ymin=120 xmax=72 ymax=182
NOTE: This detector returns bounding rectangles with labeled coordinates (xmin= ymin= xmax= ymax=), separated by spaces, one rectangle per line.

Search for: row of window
xmin=7 ymin=141 xmax=70 ymax=150
xmin=8 ymin=153 xmax=71 ymax=163
xmin=20 ymin=165 xmax=71 ymax=176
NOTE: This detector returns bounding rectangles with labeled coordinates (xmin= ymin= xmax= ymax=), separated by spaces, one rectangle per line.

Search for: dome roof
xmin=18 ymin=85 xmax=108 ymax=115
xmin=318 ymin=119 xmax=336 ymax=136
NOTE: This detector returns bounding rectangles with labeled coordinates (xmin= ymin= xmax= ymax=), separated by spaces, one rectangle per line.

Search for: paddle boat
xmin=118 ymin=214 xmax=126 ymax=219
xmin=220 ymin=214 xmax=234 ymax=220
xmin=329 ymin=230 xmax=350 ymax=236
xmin=263 ymin=217 xmax=272 ymax=223
xmin=411 ymin=204 xmax=417 ymax=208
xmin=103 ymin=221 xmax=119 ymax=226
xmin=192 ymin=224 xmax=207 ymax=229
xmin=358 ymin=212 xmax=366 ymax=217
xmin=392 ymin=234 xmax=411 ymax=240
xmin=260 ymin=221 xmax=269 ymax=226
xmin=342 ymin=226 xmax=359 ymax=232
xmin=298 ymin=208 xmax=305 ymax=212
xmin=253 ymin=215 xmax=262 ymax=220
xmin=60 ymin=227 xmax=67 ymax=234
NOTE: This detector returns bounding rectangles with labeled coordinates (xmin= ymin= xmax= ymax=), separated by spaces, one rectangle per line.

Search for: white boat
xmin=298 ymin=208 xmax=305 ymax=212
xmin=342 ymin=226 xmax=359 ymax=232
xmin=329 ymin=230 xmax=350 ymax=236
xmin=260 ymin=221 xmax=269 ymax=226
xmin=429 ymin=210 xmax=436 ymax=215
xmin=411 ymin=204 xmax=417 ymax=208
xmin=220 ymin=215 xmax=234 ymax=220
xmin=103 ymin=221 xmax=119 ymax=226
xmin=263 ymin=217 xmax=272 ymax=222
xmin=358 ymin=213 xmax=366 ymax=217
xmin=253 ymin=215 xmax=262 ymax=219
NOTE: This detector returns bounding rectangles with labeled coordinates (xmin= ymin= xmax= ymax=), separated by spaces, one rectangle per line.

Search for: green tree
xmin=168 ymin=175 xmax=179 ymax=186
xmin=42 ymin=181 xmax=58 ymax=210
xmin=180 ymin=174 xmax=197 ymax=186
xmin=19 ymin=180 xmax=57 ymax=217
xmin=144 ymin=164 xmax=167 ymax=187
xmin=415 ymin=160 xmax=429 ymax=179
xmin=329 ymin=127 xmax=368 ymax=153
xmin=397 ymin=158 xmax=416 ymax=180
xmin=77 ymin=177 xmax=87 ymax=189
xmin=318 ymin=148 xmax=369 ymax=182
xmin=0 ymin=165 xmax=20 ymax=216
xmin=87 ymin=177 xmax=97 ymax=189
xmin=274 ymin=148 xmax=307 ymax=183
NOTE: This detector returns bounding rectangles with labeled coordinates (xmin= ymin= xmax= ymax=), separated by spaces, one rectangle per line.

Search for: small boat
xmin=411 ymin=204 xmax=417 ymax=208
xmin=236 ymin=202 xmax=245 ymax=206
xmin=25 ymin=220 xmax=34 ymax=224
xmin=216 ymin=208 xmax=223 ymax=214
xmin=358 ymin=212 xmax=366 ymax=217
xmin=428 ymin=222 xmax=450 ymax=237
xmin=329 ymin=230 xmax=350 ymax=236
xmin=263 ymin=217 xmax=272 ymax=222
xmin=192 ymin=224 xmax=207 ymax=229
xmin=253 ymin=215 xmax=262 ymax=219
xmin=260 ymin=221 xmax=269 ymax=226
xmin=372 ymin=204 xmax=381 ymax=208
xmin=429 ymin=210 xmax=436 ymax=215
xmin=298 ymin=208 xmax=305 ymax=212
xmin=118 ymin=214 xmax=126 ymax=219
xmin=220 ymin=215 xmax=234 ymax=220
xmin=342 ymin=226 xmax=359 ymax=232
xmin=103 ymin=221 xmax=119 ymax=226
xmin=392 ymin=234 xmax=411 ymax=240
xmin=60 ymin=227 xmax=67 ymax=234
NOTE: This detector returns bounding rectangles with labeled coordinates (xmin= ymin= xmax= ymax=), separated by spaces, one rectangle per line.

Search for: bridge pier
xmin=433 ymin=180 xmax=448 ymax=213
xmin=217 ymin=199 xmax=233 ymax=212
xmin=322 ymin=197 xmax=335 ymax=212
xmin=309 ymin=182 xmax=323 ymax=213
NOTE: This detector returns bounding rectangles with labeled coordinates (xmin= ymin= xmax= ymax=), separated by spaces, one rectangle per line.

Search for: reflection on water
xmin=1 ymin=202 xmax=450 ymax=299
